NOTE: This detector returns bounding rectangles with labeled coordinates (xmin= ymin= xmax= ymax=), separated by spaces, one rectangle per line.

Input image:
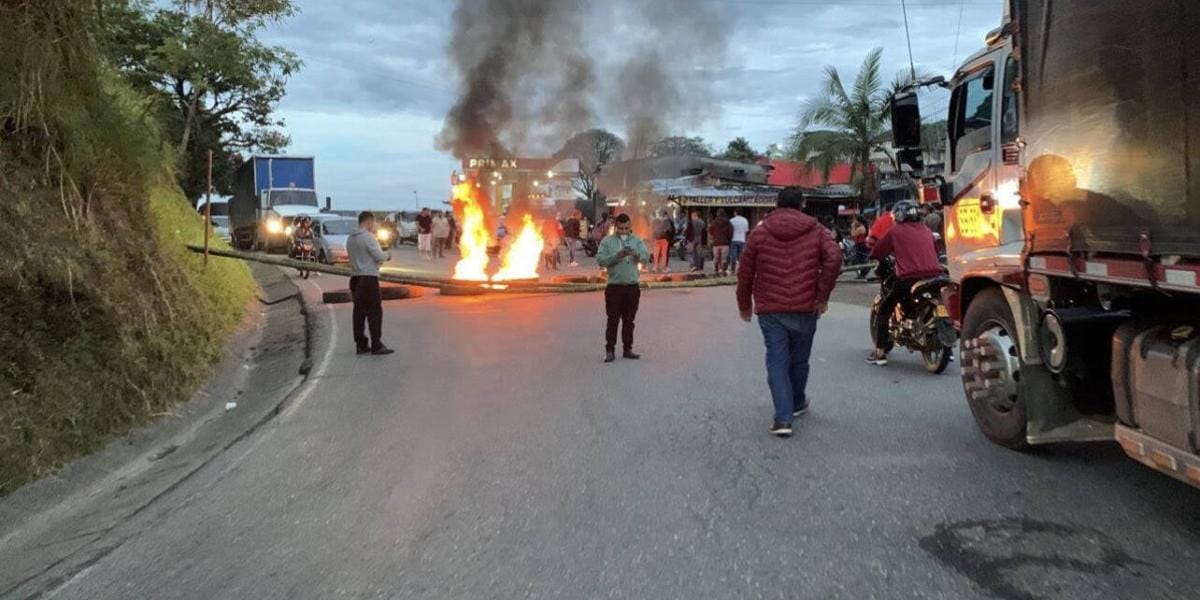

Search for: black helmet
xmin=892 ymin=200 xmax=921 ymax=223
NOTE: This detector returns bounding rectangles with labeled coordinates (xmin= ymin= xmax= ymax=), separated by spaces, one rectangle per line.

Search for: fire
xmin=452 ymin=182 xmax=491 ymax=281
xmin=451 ymin=180 xmax=545 ymax=282
xmin=495 ymin=214 xmax=543 ymax=281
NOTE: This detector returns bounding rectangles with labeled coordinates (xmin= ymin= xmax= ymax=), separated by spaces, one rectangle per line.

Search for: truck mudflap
xmin=1116 ymin=425 xmax=1200 ymax=489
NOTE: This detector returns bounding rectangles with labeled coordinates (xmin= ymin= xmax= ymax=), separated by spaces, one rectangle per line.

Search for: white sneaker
xmin=568 ymin=261 xmax=579 ymax=267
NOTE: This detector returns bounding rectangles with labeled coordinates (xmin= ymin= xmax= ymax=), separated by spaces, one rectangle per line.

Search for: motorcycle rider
xmin=866 ymin=200 xmax=944 ymax=366
xmin=292 ymin=216 xmax=315 ymax=257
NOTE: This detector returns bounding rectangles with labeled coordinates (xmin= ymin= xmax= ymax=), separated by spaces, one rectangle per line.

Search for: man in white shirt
xmin=729 ymin=209 xmax=750 ymax=274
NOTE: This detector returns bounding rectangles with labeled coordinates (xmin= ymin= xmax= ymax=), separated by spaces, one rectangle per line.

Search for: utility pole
xmin=203 ymin=150 xmax=213 ymax=269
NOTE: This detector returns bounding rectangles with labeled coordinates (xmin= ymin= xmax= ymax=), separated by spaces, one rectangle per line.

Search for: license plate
xmin=935 ymin=305 xmax=949 ymax=317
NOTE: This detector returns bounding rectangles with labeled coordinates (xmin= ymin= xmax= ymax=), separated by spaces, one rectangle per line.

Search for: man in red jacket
xmin=737 ymin=187 xmax=843 ymax=437
xmin=867 ymin=200 xmax=944 ymax=366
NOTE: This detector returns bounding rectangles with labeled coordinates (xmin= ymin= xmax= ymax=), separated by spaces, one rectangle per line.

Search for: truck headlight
xmin=377 ymin=229 xmax=391 ymax=241
xmin=266 ymin=219 xmax=283 ymax=234
xmin=285 ymin=225 xmax=294 ymax=236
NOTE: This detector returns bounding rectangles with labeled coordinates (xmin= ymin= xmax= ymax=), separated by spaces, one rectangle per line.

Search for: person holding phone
xmin=596 ymin=213 xmax=650 ymax=363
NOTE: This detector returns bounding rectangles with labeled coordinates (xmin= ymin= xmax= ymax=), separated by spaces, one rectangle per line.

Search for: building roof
xmin=766 ymin=160 xmax=853 ymax=187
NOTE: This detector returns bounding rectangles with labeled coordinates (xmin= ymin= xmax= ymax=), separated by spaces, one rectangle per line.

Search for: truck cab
xmin=891 ymin=1 xmax=1200 ymax=489
xmin=941 ymin=37 xmax=1024 ymax=296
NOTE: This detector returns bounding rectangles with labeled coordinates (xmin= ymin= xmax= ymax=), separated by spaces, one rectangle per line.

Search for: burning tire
xmin=322 ymin=285 xmax=413 ymax=305
xmin=439 ymin=283 xmax=488 ymax=296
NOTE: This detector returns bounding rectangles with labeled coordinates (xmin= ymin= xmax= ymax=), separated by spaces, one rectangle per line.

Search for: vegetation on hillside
xmin=98 ymin=0 xmax=300 ymax=204
xmin=0 ymin=1 xmax=256 ymax=494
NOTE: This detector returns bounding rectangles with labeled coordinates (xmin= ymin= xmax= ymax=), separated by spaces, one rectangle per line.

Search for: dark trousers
xmin=350 ymin=275 xmax=383 ymax=351
xmin=758 ymin=313 xmax=818 ymax=424
xmin=604 ymin=284 xmax=641 ymax=352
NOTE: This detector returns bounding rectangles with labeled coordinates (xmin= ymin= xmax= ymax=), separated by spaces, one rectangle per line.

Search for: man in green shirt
xmin=596 ymin=213 xmax=651 ymax=363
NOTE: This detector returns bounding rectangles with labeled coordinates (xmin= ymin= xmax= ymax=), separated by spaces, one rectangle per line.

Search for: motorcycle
xmin=869 ymin=259 xmax=957 ymax=374
xmin=294 ymin=239 xmax=317 ymax=279
xmin=582 ymin=237 xmax=598 ymax=258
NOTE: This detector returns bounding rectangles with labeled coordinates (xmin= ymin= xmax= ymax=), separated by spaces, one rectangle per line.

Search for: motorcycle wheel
xmin=921 ymin=345 xmax=952 ymax=374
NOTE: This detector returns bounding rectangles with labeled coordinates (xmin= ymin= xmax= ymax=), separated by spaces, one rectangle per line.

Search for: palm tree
xmin=790 ymin=48 xmax=927 ymax=203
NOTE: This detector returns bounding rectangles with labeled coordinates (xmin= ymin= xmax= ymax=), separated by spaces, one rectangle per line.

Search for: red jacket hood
xmin=761 ymin=208 xmax=820 ymax=243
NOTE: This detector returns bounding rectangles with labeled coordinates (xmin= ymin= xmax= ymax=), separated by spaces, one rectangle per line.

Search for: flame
xmin=452 ymin=182 xmax=491 ymax=281
xmin=451 ymin=180 xmax=544 ymax=282
xmin=495 ymin=213 xmax=543 ymax=281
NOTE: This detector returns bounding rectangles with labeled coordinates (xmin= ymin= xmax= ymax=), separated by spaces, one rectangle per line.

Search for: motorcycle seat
xmin=910 ymin=277 xmax=950 ymax=296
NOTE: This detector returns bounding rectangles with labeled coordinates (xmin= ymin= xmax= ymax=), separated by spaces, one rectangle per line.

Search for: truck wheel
xmin=960 ymin=287 xmax=1029 ymax=449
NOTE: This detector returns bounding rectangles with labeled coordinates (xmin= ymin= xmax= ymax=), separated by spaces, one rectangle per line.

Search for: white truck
xmin=891 ymin=0 xmax=1200 ymax=488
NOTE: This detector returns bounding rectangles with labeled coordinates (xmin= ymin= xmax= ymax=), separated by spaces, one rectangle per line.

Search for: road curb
xmin=0 ymin=264 xmax=316 ymax=598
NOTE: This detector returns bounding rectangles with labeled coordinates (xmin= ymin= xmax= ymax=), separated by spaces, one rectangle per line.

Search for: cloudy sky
xmin=264 ymin=0 xmax=1003 ymax=211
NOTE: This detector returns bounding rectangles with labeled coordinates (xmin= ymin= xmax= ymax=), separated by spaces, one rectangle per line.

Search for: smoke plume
xmin=438 ymin=0 xmax=729 ymax=160
xmin=437 ymin=0 xmax=595 ymax=158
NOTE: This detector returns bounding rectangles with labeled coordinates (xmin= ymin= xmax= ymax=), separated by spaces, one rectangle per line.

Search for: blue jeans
xmin=757 ymin=312 xmax=818 ymax=424
xmin=730 ymin=241 xmax=745 ymax=269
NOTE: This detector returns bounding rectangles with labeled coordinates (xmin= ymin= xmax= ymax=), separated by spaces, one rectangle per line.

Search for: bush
xmin=0 ymin=1 xmax=254 ymax=494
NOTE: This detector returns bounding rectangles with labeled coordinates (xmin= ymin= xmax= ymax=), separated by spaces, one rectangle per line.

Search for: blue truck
xmin=230 ymin=155 xmax=320 ymax=252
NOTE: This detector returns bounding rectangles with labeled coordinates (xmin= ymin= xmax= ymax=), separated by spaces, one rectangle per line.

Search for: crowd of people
xmin=345 ymin=191 xmax=942 ymax=439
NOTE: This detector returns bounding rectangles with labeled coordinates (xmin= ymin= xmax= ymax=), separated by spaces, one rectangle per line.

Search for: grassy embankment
xmin=0 ymin=2 xmax=255 ymax=494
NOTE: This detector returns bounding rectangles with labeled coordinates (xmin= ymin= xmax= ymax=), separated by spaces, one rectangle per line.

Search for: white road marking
xmin=282 ymin=279 xmax=338 ymax=419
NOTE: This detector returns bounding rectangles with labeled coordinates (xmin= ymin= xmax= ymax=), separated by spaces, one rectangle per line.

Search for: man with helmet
xmin=292 ymin=215 xmax=315 ymax=258
xmin=866 ymin=200 xmax=943 ymax=366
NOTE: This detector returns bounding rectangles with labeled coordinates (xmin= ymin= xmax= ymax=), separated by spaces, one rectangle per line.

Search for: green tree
xmin=554 ymin=128 xmax=626 ymax=206
xmin=648 ymin=136 xmax=713 ymax=158
xmin=720 ymin=137 xmax=758 ymax=162
xmin=789 ymin=48 xmax=898 ymax=201
xmin=98 ymin=0 xmax=300 ymax=203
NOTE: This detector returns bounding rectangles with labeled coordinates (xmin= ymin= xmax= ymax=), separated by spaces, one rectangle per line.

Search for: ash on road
xmin=22 ymin=277 xmax=1200 ymax=599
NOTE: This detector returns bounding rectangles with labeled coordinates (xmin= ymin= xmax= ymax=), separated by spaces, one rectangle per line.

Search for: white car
xmin=311 ymin=217 xmax=356 ymax=264
xmin=210 ymin=215 xmax=232 ymax=243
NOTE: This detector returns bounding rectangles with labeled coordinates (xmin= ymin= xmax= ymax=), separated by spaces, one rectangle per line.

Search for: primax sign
xmin=465 ymin=158 xmax=520 ymax=169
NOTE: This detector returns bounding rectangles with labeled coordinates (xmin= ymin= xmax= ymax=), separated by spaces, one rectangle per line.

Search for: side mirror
xmin=890 ymin=90 xmax=922 ymax=149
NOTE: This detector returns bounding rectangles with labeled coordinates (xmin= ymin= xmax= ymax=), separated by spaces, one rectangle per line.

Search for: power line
xmin=900 ymin=0 xmax=918 ymax=81
xmin=950 ymin=2 xmax=966 ymax=71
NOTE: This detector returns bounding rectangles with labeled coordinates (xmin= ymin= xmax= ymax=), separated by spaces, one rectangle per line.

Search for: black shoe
xmin=604 ymin=351 xmax=616 ymax=363
xmin=356 ymin=347 xmax=371 ymax=356
xmin=769 ymin=422 xmax=793 ymax=437
xmin=371 ymin=346 xmax=395 ymax=356
xmin=623 ymin=350 xmax=641 ymax=360
xmin=792 ymin=405 xmax=810 ymax=418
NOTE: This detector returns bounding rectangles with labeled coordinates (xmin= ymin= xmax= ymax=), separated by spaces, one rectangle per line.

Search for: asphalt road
xmin=33 ymin=272 xmax=1200 ymax=599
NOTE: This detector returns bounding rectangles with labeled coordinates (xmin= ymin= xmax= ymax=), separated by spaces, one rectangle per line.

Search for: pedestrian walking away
xmin=651 ymin=209 xmax=674 ymax=273
xmin=431 ymin=210 xmax=450 ymax=259
xmin=416 ymin=207 xmax=434 ymax=260
xmin=729 ymin=209 xmax=749 ymax=274
xmin=709 ymin=208 xmax=733 ymax=276
xmin=596 ymin=213 xmax=650 ymax=363
xmin=736 ymin=187 xmax=842 ymax=436
xmin=346 ymin=211 xmax=395 ymax=356
xmin=564 ymin=210 xmax=583 ymax=266
xmin=686 ymin=210 xmax=706 ymax=272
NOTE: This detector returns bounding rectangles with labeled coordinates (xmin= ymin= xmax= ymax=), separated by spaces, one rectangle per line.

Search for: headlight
xmin=266 ymin=219 xmax=283 ymax=234
xmin=285 ymin=225 xmax=294 ymax=236
xmin=377 ymin=229 xmax=391 ymax=241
